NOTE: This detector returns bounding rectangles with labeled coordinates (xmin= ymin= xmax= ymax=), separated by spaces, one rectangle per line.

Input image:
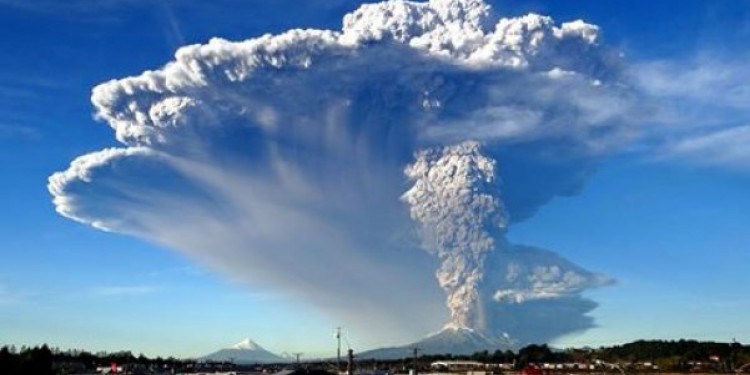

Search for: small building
xmin=275 ymin=369 xmax=338 ymax=375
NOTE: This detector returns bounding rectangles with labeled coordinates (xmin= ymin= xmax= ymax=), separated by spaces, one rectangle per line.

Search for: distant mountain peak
xmin=202 ymin=338 xmax=285 ymax=364
xmin=232 ymin=338 xmax=261 ymax=350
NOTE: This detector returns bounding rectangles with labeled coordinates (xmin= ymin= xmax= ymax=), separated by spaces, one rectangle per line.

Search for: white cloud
xmin=631 ymin=56 xmax=750 ymax=131
xmin=634 ymin=57 xmax=750 ymax=111
xmin=628 ymin=55 xmax=750 ymax=169
xmin=656 ymin=125 xmax=750 ymax=170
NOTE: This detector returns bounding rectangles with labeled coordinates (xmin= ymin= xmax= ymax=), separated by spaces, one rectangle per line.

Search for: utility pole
xmin=731 ymin=338 xmax=741 ymax=372
xmin=412 ymin=346 xmax=420 ymax=375
xmin=293 ymin=353 xmax=303 ymax=368
xmin=336 ymin=327 xmax=342 ymax=373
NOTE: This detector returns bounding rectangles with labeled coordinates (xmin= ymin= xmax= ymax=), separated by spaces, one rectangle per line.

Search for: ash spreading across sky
xmin=49 ymin=0 xmax=638 ymax=347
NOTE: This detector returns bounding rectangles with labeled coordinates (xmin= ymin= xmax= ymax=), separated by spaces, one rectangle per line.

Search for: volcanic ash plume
xmin=48 ymin=0 xmax=637 ymax=347
xmin=404 ymin=141 xmax=612 ymax=345
xmin=403 ymin=141 xmax=506 ymax=331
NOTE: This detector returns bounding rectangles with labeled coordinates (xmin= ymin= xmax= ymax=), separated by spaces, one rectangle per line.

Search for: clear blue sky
xmin=1 ymin=0 xmax=749 ymax=358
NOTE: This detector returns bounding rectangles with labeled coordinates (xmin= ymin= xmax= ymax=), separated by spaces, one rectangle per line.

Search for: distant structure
xmin=430 ymin=360 xmax=484 ymax=372
xmin=347 ymin=349 xmax=355 ymax=375
xmin=293 ymin=352 xmax=303 ymax=367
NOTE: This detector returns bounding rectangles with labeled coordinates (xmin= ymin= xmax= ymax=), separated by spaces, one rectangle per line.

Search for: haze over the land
xmin=1 ymin=0 xmax=749 ymax=358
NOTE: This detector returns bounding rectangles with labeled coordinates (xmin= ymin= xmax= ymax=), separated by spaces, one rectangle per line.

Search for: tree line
xmin=1 ymin=339 xmax=749 ymax=375
xmin=370 ymin=340 xmax=750 ymax=372
xmin=0 ymin=344 xmax=187 ymax=375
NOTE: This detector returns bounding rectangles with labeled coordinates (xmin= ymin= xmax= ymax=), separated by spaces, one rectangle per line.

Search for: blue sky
xmin=1 ymin=0 xmax=750 ymax=358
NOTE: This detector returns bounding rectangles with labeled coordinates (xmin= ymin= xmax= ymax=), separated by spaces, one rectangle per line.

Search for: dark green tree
xmin=516 ymin=344 xmax=553 ymax=368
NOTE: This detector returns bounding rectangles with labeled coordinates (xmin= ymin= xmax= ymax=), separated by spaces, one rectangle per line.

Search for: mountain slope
xmin=359 ymin=328 xmax=516 ymax=359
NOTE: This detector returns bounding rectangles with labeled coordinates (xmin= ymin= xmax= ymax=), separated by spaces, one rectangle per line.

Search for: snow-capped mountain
xmin=358 ymin=327 xmax=517 ymax=359
xmin=201 ymin=338 xmax=287 ymax=364
xmin=232 ymin=338 xmax=262 ymax=350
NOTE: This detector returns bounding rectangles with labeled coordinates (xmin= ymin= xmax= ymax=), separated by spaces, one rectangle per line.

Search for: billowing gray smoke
xmin=49 ymin=0 xmax=636 ymax=347
xmin=403 ymin=141 xmax=611 ymax=345
xmin=403 ymin=142 xmax=507 ymax=331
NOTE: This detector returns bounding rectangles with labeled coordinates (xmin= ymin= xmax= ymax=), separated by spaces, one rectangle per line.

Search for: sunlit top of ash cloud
xmin=49 ymin=0 xmax=639 ymax=348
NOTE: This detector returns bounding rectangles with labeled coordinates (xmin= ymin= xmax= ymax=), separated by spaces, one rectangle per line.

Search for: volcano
xmin=201 ymin=338 xmax=287 ymax=364
xmin=358 ymin=327 xmax=516 ymax=359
